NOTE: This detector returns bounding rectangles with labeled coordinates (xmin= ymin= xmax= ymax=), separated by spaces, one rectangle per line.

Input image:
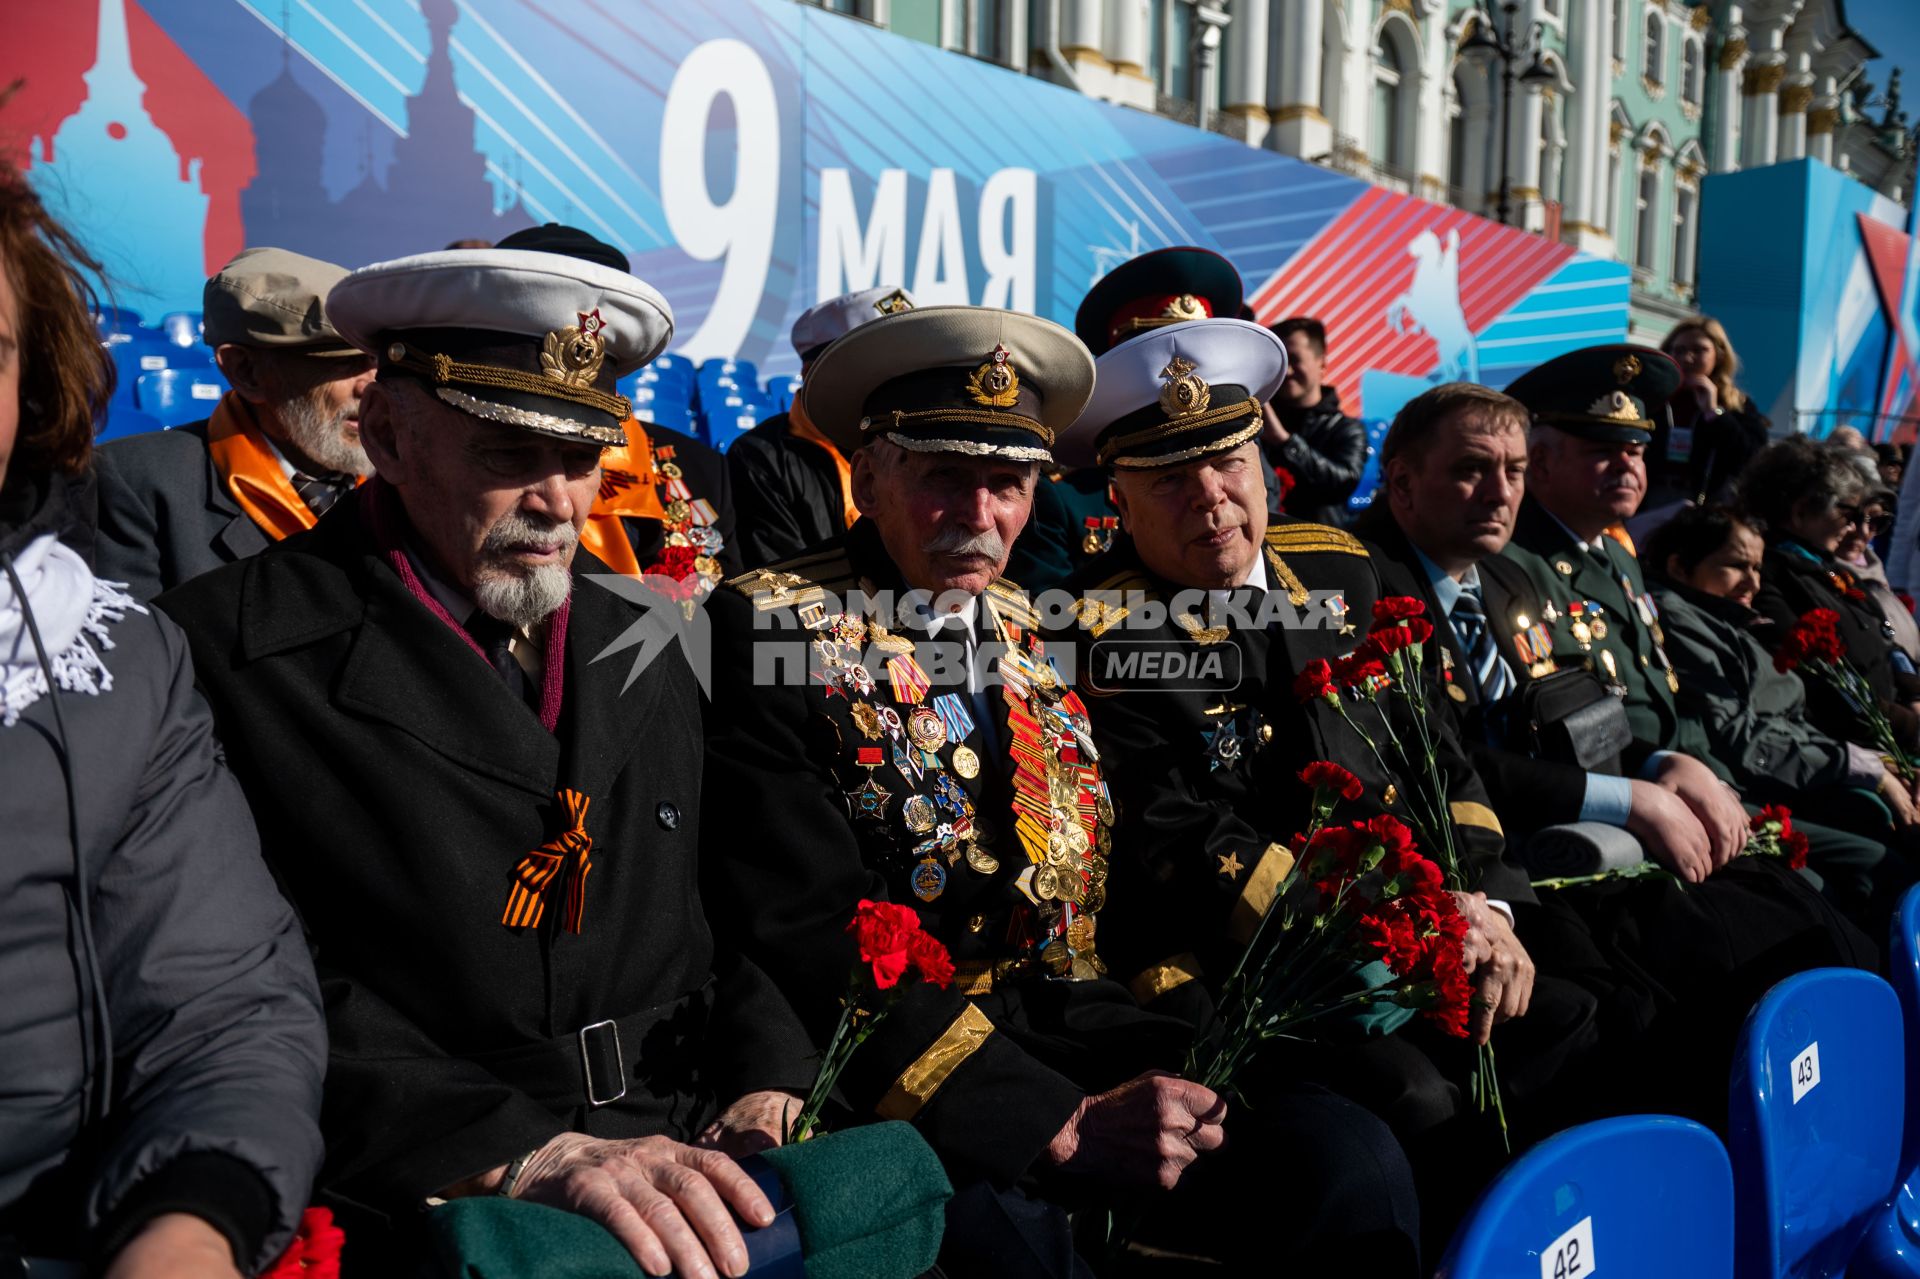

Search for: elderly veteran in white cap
xmin=703 ymin=306 xmax=1250 ymax=1275
xmin=153 ymin=249 xmax=819 ymax=1278
xmin=95 ymin=247 xmax=378 ymax=600
xmin=729 ymin=286 xmax=915 ymax=568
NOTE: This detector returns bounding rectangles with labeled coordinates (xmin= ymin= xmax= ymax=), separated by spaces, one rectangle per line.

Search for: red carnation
xmin=1365 ymin=625 xmax=1422 ymax=657
xmin=1783 ymin=830 xmax=1811 ymax=870
xmin=1364 ymin=813 xmax=1421 ymax=871
xmin=260 ymin=1209 xmax=344 ymax=1279
xmin=1372 ymin=597 xmax=1427 ymax=624
xmin=1294 ymin=658 xmax=1339 ymax=703
xmin=907 ymin=929 xmax=956 ymax=989
xmin=1299 ymin=760 xmax=1365 ymax=801
xmin=1335 ymin=653 xmax=1390 ymax=689
xmin=846 ymin=899 xmax=922 ymax=990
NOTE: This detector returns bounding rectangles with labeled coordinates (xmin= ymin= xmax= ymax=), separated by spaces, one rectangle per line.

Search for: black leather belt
xmin=465 ymin=984 xmax=712 ymax=1114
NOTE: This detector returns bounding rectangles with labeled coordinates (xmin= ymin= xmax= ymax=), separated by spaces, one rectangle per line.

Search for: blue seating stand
xmin=1850 ymin=887 xmax=1920 ymax=1276
xmin=135 ymin=369 xmax=229 ymax=428
xmin=1436 ymin=1115 xmax=1732 ymax=1279
xmin=1730 ymin=968 xmax=1906 ymax=1279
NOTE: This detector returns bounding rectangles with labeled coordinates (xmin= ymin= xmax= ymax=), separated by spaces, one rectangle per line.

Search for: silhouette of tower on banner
xmin=240 ymin=0 xmax=530 ymax=267
xmin=31 ymin=0 xmax=210 ymax=318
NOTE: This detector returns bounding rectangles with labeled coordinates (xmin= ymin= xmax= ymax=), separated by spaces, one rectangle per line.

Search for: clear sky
xmin=1845 ymin=0 xmax=1918 ymax=111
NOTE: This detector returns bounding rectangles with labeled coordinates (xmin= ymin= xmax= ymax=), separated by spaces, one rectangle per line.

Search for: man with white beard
xmin=96 ymin=248 xmax=377 ymax=600
xmin=154 ymin=249 xmax=821 ymax=1272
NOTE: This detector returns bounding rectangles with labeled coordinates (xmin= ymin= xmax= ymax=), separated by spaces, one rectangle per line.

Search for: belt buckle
xmin=577 ymin=1018 xmax=627 ymax=1108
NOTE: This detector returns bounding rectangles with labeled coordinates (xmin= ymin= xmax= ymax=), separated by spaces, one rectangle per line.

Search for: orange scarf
xmin=206 ymin=393 xmax=357 ymax=541
xmin=786 ymin=396 xmax=859 ymax=530
xmin=580 ymin=418 xmax=669 ymax=577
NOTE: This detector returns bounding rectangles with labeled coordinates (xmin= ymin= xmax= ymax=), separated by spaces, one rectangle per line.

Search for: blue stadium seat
xmin=764 ymin=374 xmax=801 ymax=414
xmin=93 ymin=306 xmax=149 ymax=344
xmin=1730 ymin=968 xmax=1906 ymax=1279
xmin=159 ymin=311 xmax=204 ymax=348
xmin=650 ymin=352 xmax=695 ymax=381
xmin=1850 ymin=887 xmax=1920 ymax=1277
xmin=701 ymin=411 xmax=759 ymax=454
xmin=134 ymin=369 xmax=228 ymax=428
xmin=1436 ymin=1115 xmax=1732 ymax=1279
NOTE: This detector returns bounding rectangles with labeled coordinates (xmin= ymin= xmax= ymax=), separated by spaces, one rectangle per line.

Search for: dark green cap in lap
xmin=425 ymin=1122 xmax=951 ymax=1279
xmin=1502 ymin=343 xmax=1680 ymax=445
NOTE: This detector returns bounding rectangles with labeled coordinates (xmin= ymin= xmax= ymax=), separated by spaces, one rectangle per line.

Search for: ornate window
xmin=1673 ymin=184 xmax=1697 ymax=285
xmin=1635 ymin=164 xmax=1660 ymax=271
xmin=1682 ymin=36 xmax=1703 ymax=105
xmin=1644 ymin=11 xmax=1665 ymax=85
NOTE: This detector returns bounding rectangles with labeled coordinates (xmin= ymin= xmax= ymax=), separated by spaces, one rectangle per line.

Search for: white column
xmin=1777 ymin=74 xmax=1812 ymax=161
xmin=1712 ymin=29 xmax=1747 ymax=172
xmin=1509 ymin=83 xmax=1545 ymax=227
xmin=1062 ymin=0 xmax=1103 ymax=48
xmin=1807 ymin=80 xmax=1838 ymax=166
xmin=1224 ymin=0 xmax=1272 ymax=146
xmin=1459 ymin=72 xmax=1494 ymax=214
xmin=1107 ymin=0 xmax=1149 ymax=74
xmin=1564 ymin=0 xmax=1607 ymax=237
xmin=1741 ymin=59 xmax=1782 ymax=167
xmin=1413 ymin=7 xmax=1449 ymax=200
xmin=1269 ymin=0 xmax=1330 ymax=158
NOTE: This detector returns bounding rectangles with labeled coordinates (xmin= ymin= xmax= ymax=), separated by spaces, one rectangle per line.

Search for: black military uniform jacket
xmin=1056 ymin=521 xmax=1526 ymax=1017
xmin=156 ymin=490 xmax=812 ymax=1213
xmin=1500 ymin=497 xmax=1722 ymax=775
xmin=1003 ymin=467 xmax=1122 ymax=595
xmin=726 ymin=413 xmax=847 ymax=570
xmin=705 ymin=521 xmax=1186 ymax=1187
xmin=1356 ymin=510 xmax=1599 ymax=841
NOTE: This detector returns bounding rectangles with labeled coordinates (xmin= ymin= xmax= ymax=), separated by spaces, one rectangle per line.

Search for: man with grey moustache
xmin=154 ymin=248 xmax=819 ymax=1273
xmin=704 ymin=305 xmax=1418 ymax=1275
xmin=96 ymin=248 xmax=377 ymax=600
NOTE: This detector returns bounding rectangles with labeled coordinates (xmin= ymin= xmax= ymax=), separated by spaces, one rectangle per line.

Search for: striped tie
xmin=1451 ymin=586 xmax=1516 ymax=703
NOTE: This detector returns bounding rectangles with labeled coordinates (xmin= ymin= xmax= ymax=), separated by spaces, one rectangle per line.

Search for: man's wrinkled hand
xmin=695 ymin=1088 xmax=803 ymax=1159
xmin=1452 ymin=891 xmax=1535 ymax=1044
xmin=1656 ymin=753 xmax=1747 ymax=870
xmin=511 ymin=1132 xmax=775 ymax=1279
xmin=1627 ymin=777 xmax=1714 ymax=883
xmin=1042 ymin=1070 xmax=1227 ymax=1192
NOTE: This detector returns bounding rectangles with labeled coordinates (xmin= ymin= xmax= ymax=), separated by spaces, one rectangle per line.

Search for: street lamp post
xmin=1460 ymin=0 xmax=1556 ymax=225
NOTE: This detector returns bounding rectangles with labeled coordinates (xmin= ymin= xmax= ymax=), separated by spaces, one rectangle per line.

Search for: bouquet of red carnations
xmin=1293 ymin=596 xmax=1510 ymax=1137
xmin=1774 ymin=608 xmax=1915 ymax=781
xmin=1746 ymin=804 xmax=1810 ymax=870
xmin=1190 ymin=763 xmax=1473 ymax=1093
xmin=786 ymin=900 xmax=955 ymax=1144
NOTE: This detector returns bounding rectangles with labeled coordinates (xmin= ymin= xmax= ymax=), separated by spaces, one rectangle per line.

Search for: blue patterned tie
xmin=1451 ymin=586 xmax=1515 ymax=703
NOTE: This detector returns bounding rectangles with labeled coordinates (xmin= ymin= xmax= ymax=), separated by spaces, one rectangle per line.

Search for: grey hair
xmin=1736 ymin=435 xmax=1870 ymax=528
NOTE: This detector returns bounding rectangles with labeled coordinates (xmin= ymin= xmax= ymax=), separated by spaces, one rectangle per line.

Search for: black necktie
xmin=293 ymin=472 xmax=353 ymax=517
xmin=1451 ymin=587 xmax=1515 ymax=703
xmin=467 ymin=611 xmax=529 ymax=705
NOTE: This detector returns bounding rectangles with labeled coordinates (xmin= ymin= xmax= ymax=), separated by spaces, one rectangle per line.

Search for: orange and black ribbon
xmin=502 ymin=790 xmax=596 ymax=932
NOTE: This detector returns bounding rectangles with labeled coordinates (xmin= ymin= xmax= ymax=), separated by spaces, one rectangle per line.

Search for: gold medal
xmin=660 ymin=461 xmax=684 ymax=480
xmin=850 ymin=703 xmax=883 ymax=740
xmin=1066 ymin=916 xmax=1096 ymax=951
xmin=1056 ymin=872 xmax=1086 ymax=905
xmin=1667 ymin=669 xmax=1681 ymax=692
xmin=665 ymin=498 xmax=691 ymax=523
xmin=965 ymin=840 xmax=1000 ymax=874
xmin=1589 ymin=618 xmax=1609 ymax=640
xmin=1448 ymin=682 xmax=1468 ymax=702
xmin=1555 ymin=560 xmax=1574 ymax=576
xmin=1095 ymin=791 xmax=1115 ymax=824
xmin=1082 ymin=530 xmax=1103 ymax=555
xmin=1570 ymin=621 xmax=1592 ymax=645
xmin=911 ymin=857 xmax=947 ymax=902
xmin=1046 ymin=835 xmax=1075 ymax=867
xmin=902 ymin=794 xmax=938 ymax=833
xmin=1034 ymin=865 xmax=1060 ymax=900
xmin=952 ymin=744 xmax=981 ymax=778
xmin=908 ymin=707 xmax=947 ymax=751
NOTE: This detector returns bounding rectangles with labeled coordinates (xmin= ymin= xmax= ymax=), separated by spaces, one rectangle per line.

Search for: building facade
xmin=816 ymin=0 xmax=1913 ymax=345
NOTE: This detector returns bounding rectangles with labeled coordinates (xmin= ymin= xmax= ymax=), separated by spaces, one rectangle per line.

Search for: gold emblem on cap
xmin=873 ymin=288 xmax=913 ymax=316
xmin=1612 ymin=354 xmax=1642 ymax=385
xmin=542 ymin=308 xmax=609 ymax=389
xmin=1164 ymin=293 xmax=1207 ymax=322
xmin=1586 ymin=389 xmax=1644 ymax=422
xmin=1158 ymin=355 xmax=1213 ymax=420
xmin=966 ymin=343 xmax=1021 ymax=408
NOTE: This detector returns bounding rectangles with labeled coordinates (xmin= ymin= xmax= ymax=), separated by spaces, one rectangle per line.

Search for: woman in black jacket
xmin=1649 ymin=317 xmax=1770 ymax=508
xmin=1738 ymin=434 xmax=1920 ymax=751
xmin=0 ymin=168 xmax=325 ymax=1276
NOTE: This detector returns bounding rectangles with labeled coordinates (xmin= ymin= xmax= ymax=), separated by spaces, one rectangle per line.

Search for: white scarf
xmin=0 ymin=532 xmax=142 ymax=727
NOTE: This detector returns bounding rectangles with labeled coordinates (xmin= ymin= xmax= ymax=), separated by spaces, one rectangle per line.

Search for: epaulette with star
xmin=724 ymin=548 xmax=857 ymax=612
xmin=1072 ymin=567 xmax=1150 ymax=638
xmin=1264 ymin=522 xmax=1368 ymax=557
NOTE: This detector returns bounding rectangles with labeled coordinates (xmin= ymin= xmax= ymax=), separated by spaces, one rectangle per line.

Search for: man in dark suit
xmin=95 ymin=247 xmax=377 ymax=600
xmin=705 ymin=304 xmax=1419 ymax=1275
xmin=156 ymin=247 xmax=814 ymax=1277
xmin=1359 ymin=375 xmax=1874 ymax=1129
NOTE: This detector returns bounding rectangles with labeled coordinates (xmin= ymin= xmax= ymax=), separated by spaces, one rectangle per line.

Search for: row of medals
xmin=808 ymin=608 xmax=1114 ymax=932
xmin=811 ymin=611 xmax=997 ymax=903
xmin=1533 ymin=582 xmax=1681 ymax=693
